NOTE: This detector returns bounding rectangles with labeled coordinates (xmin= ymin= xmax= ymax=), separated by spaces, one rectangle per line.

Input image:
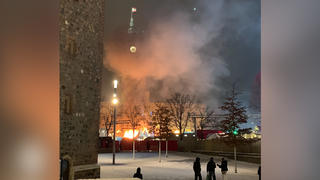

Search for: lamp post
xmin=112 ymin=80 xmax=118 ymax=165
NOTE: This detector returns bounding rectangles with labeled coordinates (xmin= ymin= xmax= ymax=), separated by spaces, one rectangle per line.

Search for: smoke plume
xmin=103 ymin=0 xmax=260 ymax=108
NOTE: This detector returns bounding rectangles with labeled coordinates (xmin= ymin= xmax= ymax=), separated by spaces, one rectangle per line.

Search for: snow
xmin=98 ymin=152 xmax=259 ymax=180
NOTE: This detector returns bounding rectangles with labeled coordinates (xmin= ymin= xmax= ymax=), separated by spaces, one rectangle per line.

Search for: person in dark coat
xmin=133 ymin=167 xmax=143 ymax=179
xmin=193 ymin=157 xmax=202 ymax=180
xmin=206 ymin=157 xmax=216 ymax=180
xmin=60 ymin=158 xmax=70 ymax=180
xmin=217 ymin=158 xmax=228 ymax=180
xmin=258 ymin=166 xmax=261 ymax=180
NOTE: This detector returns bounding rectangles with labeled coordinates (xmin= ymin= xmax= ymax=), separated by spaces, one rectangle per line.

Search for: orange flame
xmin=123 ymin=129 xmax=139 ymax=139
xmin=123 ymin=127 xmax=150 ymax=139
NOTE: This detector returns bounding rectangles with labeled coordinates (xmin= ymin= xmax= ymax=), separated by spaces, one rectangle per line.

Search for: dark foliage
xmin=219 ymin=85 xmax=251 ymax=145
xmin=151 ymin=103 xmax=173 ymax=139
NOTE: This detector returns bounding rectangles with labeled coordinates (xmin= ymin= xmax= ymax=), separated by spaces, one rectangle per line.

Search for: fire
xmin=123 ymin=127 xmax=151 ymax=139
xmin=123 ymin=129 xmax=139 ymax=139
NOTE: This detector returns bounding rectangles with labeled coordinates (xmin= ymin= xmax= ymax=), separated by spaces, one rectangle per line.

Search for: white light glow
xmin=130 ymin=46 xmax=136 ymax=53
xmin=112 ymin=98 xmax=118 ymax=105
xmin=124 ymin=129 xmax=139 ymax=139
xmin=113 ymin=80 xmax=118 ymax=88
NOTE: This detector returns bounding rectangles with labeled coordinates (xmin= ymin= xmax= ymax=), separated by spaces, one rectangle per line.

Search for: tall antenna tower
xmin=128 ymin=7 xmax=137 ymax=53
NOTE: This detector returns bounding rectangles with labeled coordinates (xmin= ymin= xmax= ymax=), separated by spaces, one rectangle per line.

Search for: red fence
xmin=136 ymin=140 xmax=148 ymax=151
xmin=119 ymin=139 xmax=178 ymax=152
xmin=161 ymin=140 xmax=178 ymax=151
xmin=148 ymin=140 xmax=158 ymax=151
xmin=99 ymin=137 xmax=120 ymax=152
xmin=120 ymin=138 xmax=132 ymax=151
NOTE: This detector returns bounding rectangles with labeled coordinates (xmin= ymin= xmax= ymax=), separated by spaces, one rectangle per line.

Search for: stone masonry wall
xmin=60 ymin=0 xmax=104 ymax=168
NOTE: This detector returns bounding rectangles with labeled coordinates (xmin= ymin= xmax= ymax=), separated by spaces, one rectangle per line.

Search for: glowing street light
xmin=233 ymin=130 xmax=238 ymax=135
xmin=113 ymin=80 xmax=118 ymax=89
xmin=112 ymin=80 xmax=118 ymax=165
xmin=112 ymin=98 xmax=118 ymax=105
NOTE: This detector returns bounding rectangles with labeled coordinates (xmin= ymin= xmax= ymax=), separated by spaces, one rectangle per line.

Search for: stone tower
xmin=60 ymin=0 xmax=104 ymax=179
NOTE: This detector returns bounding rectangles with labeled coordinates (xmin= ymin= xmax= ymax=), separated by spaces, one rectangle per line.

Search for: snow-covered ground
xmin=98 ymin=152 xmax=260 ymax=180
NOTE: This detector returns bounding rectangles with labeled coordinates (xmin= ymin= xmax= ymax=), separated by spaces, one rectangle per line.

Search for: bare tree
xmin=100 ymin=103 xmax=113 ymax=137
xmin=142 ymin=101 xmax=153 ymax=128
xmin=197 ymin=105 xmax=215 ymax=130
xmin=123 ymin=103 xmax=142 ymax=160
xmin=167 ymin=93 xmax=195 ymax=141
xmin=151 ymin=103 xmax=173 ymax=160
xmin=193 ymin=105 xmax=215 ymax=139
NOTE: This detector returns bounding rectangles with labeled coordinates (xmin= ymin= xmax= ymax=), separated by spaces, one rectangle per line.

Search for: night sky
xmin=102 ymin=0 xmax=260 ymax=114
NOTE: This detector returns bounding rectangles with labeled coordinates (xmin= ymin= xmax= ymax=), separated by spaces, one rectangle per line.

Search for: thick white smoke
xmin=103 ymin=0 xmax=258 ymax=108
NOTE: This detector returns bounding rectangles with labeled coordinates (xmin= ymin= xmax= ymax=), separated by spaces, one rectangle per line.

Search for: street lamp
xmin=112 ymin=98 xmax=118 ymax=105
xmin=113 ymin=80 xmax=118 ymax=89
xmin=112 ymin=80 xmax=118 ymax=165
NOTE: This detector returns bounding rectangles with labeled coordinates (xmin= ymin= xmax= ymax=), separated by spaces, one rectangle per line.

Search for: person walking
xmin=217 ymin=158 xmax=228 ymax=180
xmin=193 ymin=157 xmax=202 ymax=180
xmin=258 ymin=166 xmax=261 ymax=180
xmin=133 ymin=167 xmax=143 ymax=179
xmin=206 ymin=157 xmax=216 ymax=180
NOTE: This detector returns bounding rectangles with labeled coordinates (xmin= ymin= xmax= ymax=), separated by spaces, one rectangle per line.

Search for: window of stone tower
xmin=65 ymin=35 xmax=77 ymax=55
xmin=64 ymin=95 xmax=72 ymax=114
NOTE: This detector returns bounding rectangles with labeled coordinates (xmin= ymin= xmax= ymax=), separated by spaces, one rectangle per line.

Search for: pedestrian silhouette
xmin=193 ymin=157 xmax=202 ymax=180
xmin=206 ymin=157 xmax=216 ymax=180
xmin=60 ymin=158 xmax=70 ymax=180
xmin=258 ymin=166 xmax=261 ymax=180
xmin=133 ymin=167 xmax=143 ymax=179
xmin=217 ymin=158 xmax=228 ymax=180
